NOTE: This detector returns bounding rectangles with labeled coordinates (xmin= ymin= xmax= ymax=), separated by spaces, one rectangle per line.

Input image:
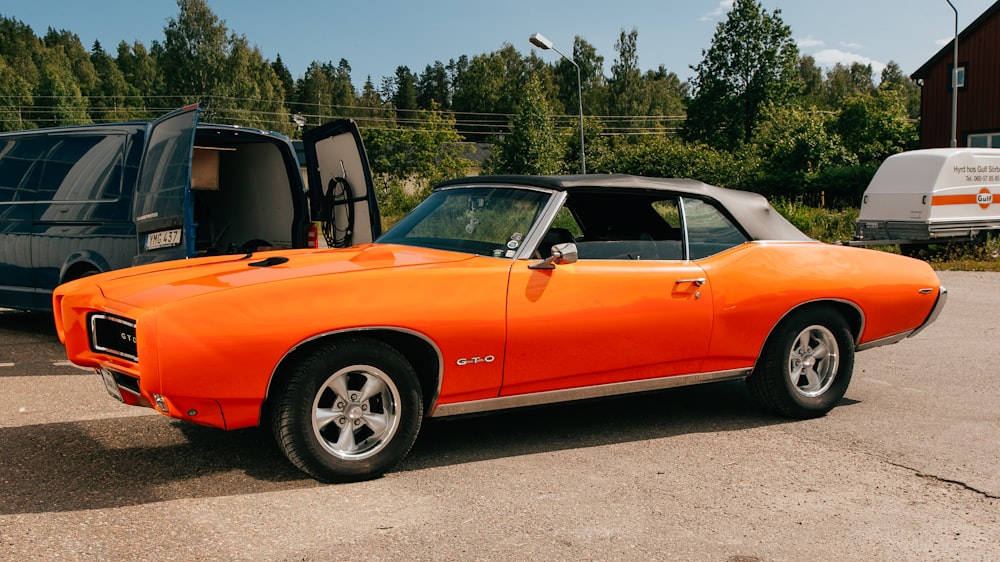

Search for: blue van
xmin=0 ymin=104 xmax=380 ymax=311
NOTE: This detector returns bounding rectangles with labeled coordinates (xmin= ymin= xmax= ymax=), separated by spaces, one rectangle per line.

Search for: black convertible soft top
xmin=437 ymin=174 xmax=812 ymax=242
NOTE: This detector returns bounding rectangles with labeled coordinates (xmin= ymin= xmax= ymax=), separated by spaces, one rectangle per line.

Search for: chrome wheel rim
xmin=312 ymin=364 xmax=401 ymax=460
xmin=787 ymin=325 xmax=839 ymax=398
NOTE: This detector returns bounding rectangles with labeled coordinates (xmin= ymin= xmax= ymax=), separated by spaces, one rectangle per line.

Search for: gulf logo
xmin=977 ymin=188 xmax=994 ymax=209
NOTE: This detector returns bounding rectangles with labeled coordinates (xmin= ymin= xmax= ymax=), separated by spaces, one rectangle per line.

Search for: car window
xmin=378 ymin=187 xmax=549 ymax=257
xmin=559 ymin=191 xmax=683 ymax=261
xmin=682 ymin=197 xmax=748 ymax=259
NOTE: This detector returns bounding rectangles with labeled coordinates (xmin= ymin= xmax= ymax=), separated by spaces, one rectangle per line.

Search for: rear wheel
xmin=271 ymin=338 xmax=423 ymax=482
xmin=746 ymin=308 xmax=854 ymax=419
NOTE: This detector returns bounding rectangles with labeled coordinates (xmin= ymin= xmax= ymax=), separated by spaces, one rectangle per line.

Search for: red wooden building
xmin=912 ymin=1 xmax=1000 ymax=148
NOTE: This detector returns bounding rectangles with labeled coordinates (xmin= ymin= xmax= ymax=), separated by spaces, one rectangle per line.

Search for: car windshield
xmin=377 ymin=187 xmax=550 ymax=257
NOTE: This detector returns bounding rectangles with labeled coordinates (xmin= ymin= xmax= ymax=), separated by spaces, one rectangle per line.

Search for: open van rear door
xmin=132 ymin=104 xmax=200 ymax=266
xmin=303 ymin=119 xmax=381 ymax=247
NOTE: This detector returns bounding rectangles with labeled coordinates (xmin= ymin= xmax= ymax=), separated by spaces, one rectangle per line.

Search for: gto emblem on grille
xmin=121 ymin=333 xmax=137 ymax=344
xmin=456 ymin=355 xmax=495 ymax=366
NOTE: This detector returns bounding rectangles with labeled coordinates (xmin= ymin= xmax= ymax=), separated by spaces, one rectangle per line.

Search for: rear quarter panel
xmin=698 ymin=242 xmax=940 ymax=371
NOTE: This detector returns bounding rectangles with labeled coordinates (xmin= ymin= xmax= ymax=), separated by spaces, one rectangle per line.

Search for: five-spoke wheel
xmin=271 ymin=338 xmax=422 ymax=482
xmin=747 ymin=307 xmax=854 ymax=419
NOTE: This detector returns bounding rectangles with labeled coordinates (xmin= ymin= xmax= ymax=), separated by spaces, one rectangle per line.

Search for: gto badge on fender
xmin=456 ymin=355 xmax=496 ymax=366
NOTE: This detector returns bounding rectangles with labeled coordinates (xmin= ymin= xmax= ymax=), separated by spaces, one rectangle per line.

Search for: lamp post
xmin=946 ymin=0 xmax=958 ymax=148
xmin=529 ymin=32 xmax=586 ymax=174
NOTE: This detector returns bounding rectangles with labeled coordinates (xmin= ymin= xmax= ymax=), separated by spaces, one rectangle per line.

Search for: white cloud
xmin=797 ymin=36 xmax=825 ymax=48
xmin=840 ymin=41 xmax=864 ymax=50
xmin=811 ymin=48 xmax=886 ymax=76
xmin=700 ymin=0 xmax=734 ymax=21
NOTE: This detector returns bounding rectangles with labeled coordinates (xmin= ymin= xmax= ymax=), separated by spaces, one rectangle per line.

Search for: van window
xmin=36 ymin=134 xmax=125 ymax=202
xmin=0 ymin=136 xmax=47 ymax=202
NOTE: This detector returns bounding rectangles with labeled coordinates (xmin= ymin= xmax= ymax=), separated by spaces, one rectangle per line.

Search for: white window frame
xmin=967 ymin=132 xmax=1000 ymax=148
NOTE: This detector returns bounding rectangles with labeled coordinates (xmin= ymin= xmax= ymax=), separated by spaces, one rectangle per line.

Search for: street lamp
xmin=530 ymin=32 xmax=586 ymax=174
xmin=946 ymin=0 xmax=958 ymax=148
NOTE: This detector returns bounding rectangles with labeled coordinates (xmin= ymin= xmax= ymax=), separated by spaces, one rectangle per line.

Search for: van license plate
xmin=145 ymin=228 xmax=182 ymax=250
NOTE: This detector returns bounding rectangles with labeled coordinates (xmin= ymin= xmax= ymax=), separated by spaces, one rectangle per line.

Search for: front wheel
xmin=746 ymin=308 xmax=855 ymax=419
xmin=271 ymin=338 xmax=423 ymax=482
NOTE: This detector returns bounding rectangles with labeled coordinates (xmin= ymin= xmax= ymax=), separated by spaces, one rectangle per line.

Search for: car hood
xmin=87 ymin=244 xmax=475 ymax=309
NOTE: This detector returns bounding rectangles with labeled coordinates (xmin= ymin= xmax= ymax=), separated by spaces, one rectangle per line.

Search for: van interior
xmin=190 ymin=128 xmax=300 ymax=255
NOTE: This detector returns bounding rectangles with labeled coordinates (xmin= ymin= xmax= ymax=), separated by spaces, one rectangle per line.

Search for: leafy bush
xmin=770 ymin=200 xmax=858 ymax=242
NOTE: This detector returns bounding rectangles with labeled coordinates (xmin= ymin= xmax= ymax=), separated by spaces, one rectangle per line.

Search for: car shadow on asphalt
xmin=405 ymin=380 xmax=798 ymax=472
xmin=0 ymin=378 xmax=848 ymax=515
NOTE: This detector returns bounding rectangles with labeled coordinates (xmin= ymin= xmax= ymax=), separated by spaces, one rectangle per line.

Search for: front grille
xmin=89 ymin=313 xmax=138 ymax=362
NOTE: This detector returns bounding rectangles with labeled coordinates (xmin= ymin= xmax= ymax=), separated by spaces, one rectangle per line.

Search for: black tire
xmin=746 ymin=307 xmax=855 ymax=419
xmin=270 ymin=338 xmax=423 ymax=482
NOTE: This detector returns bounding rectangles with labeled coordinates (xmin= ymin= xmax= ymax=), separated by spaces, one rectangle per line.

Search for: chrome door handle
xmin=675 ymin=278 xmax=706 ymax=286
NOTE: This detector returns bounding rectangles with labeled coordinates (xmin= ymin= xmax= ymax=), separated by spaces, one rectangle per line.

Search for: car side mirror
xmin=529 ymin=242 xmax=579 ymax=270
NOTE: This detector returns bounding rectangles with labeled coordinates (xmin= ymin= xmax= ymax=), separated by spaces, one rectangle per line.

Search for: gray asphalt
xmin=1 ymin=270 xmax=997 ymax=561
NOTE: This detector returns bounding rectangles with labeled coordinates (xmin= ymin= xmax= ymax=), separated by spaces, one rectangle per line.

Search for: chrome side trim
xmin=430 ymin=368 xmax=752 ymax=418
xmin=855 ymin=286 xmax=947 ymax=350
xmin=908 ymin=286 xmax=948 ymax=338
xmin=856 ymin=331 xmax=913 ymax=351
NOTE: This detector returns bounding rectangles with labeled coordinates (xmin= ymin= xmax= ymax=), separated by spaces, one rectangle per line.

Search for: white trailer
xmin=852 ymin=148 xmax=1000 ymax=250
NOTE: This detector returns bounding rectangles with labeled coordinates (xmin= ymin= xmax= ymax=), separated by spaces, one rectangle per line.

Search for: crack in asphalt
xmin=884 ymin=460 xmax=999 ymax=499
xmin=788 ymin=429 xmax=999 ymax=500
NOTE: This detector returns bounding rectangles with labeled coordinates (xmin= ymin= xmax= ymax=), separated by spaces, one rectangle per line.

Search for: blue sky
xmin=1 ymin=0 xmax=995 ymax=87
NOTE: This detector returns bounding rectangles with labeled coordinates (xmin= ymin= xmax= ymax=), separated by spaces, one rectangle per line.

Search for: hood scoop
xmin=248 ymin=256 xmax=290 ymax=268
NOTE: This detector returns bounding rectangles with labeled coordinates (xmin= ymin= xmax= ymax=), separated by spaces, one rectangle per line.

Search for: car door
xmin=502 ymin=258 xmax=714 ymax=397
xmin=131 ymin=103 xmax=200 ymax=266
xmin=302 ymin=119 xmax=381 ymax=247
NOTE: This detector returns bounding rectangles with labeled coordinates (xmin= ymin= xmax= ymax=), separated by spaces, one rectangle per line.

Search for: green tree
xmin=33 ymin=46 xmax=90 ymax=126
xmin=643 ymin=65 xmax=688 ymax=125
xmin=159 ymin=0 xmax=229 ymax=108
xmin=271 ymin=53 xmax=295 ymax=101
xmin=878 ymin=60 xmax=920 ymax=119
xmin=823 ymin=62 xmax=874 ymax=106
xmin=115 ymin=40 xmax=162 ymax=109
xmin=555 ymin=37 xmax=605 ymax=116
xmin=607 ymin=28 xmax=646 ymax=118
xmin=750 ymin=104 xmax=855 ymax=172
xmin=796 ymin=55 xmax=825 ymax=107
xmin=416 ymin=61 xmax=449 ymax=110
xmin=294 ymin=59 xmax=357 ymax=121
xmin=222 ymin=34 xmax=291 ymax=133
xmin=0 ymin=16 xmax=42 ymax=92
xmin=485 ymin=75 xmax=561 ymax=175
xmin=683 ymin=0 xmax=800 ymax=150
xmin=831 ymin=91 xmax=917 ymax=164
xmin=0 ymin=55 xmax=34 ymax=130
xmin=42 ymin=28 xmax=98 ymax=97
xmin=590 ymin=135 xmax=741 ymax=188
xmin=359 ymin=75 xmax=392 ymax=126
xmin=90 ymin=40 xmax=136 ymax=122
xmin=451 ymin=44 xmax=529 ymax=141
xmin=389 ymin=65 xmax=418 ymax=114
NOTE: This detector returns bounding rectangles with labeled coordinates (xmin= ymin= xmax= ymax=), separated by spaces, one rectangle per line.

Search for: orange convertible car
xmin=53 ymin=175 xmax=946 ymax=482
